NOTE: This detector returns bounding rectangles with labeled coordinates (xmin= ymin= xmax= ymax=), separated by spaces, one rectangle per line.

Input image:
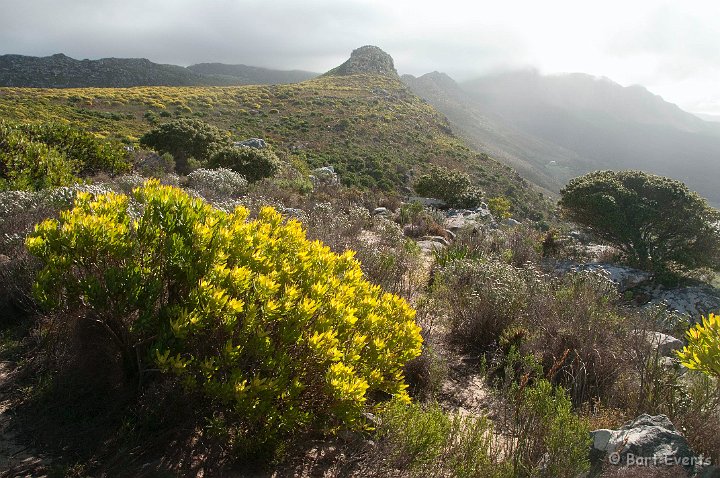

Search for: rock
xmin=569 ymin=230 xmax=591 ymax=244
xmin=699 ymin=466 xmax=720 ymax=478
xmin=554 ymin=262 xmax=652 ymax=291
xmin=590 ymin=414 xmax=698 ymax=472
xmin=504 ymin=218 xmax=521 ymax=227
xmin=646 ymin=332 xmax=684 ymax=357
xmin=445 ymin=215 xmax=467 ymax=232
xmin=372 ymin=207 xmax=389 ymax=216
xmin=420 ymin=235 xmax=450 ymax=247
xmin=325 ymin=45 xmax=399 ymax=78
xmin=362 ymin=411 xmax=378 ymax=428
xmin=444 ymin=229 xmax=456 ymax=240
xmin=417 ymin=240 xmax=445 ymax=254
xmin=639 ymin=285 xmax=720 ymax=322
xmin=310 ymin=166 xmax=339 ymax=186
xmin=235 ymin=138 xmax=267 ymax=149
xmin=445 ymin=208 xmax=493 ymax=232
xmin=408 ymin=196 xmax=447 ymax=208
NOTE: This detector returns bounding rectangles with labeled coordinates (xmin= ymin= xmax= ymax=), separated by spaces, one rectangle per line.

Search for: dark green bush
xmin=414 ymin=166 xmax=483 ymax=208
xmin=560 ymin=170 xmax=720 ymax=272
xmin=139 ymin=118 xmax=229 ymax=173
xmin=209 ymin=146 xmax=281 ymax=182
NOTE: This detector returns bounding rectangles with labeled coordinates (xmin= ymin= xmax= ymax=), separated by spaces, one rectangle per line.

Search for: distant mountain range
xmin=187 ymin=63 xmax=316 ymax=85
xmin=403 ymin=69 xmax=720 ymax=205
xmin=0 ymin=53 xmax=318 ymax=87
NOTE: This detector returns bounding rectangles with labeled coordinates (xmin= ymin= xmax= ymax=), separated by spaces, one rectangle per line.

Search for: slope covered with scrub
xmin=0 ymin=47 xmax=549 ymax=219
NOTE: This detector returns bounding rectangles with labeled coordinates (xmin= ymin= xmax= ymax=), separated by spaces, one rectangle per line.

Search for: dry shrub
xmin=399 ymin=203 xmax=447 ymax=239
xmin=450 ymin=223 xmax=543 ymax=267
xmin=403 ymin=340 xmax=448 ymax=401
xmin=430 ymin=257 xmax=528 ymax=350
xmin=674 ymin=373 xmax=720 ymax=466
xmin=524 ymin=270 xmax=627 ymax=407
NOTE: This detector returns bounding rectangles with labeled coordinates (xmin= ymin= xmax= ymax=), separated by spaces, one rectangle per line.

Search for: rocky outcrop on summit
xmin=324 ymin=46 xmax=399 ymax=78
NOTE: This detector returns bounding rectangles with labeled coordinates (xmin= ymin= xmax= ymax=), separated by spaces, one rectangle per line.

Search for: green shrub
xmin=209 ymin=146 xmax=281 ymax=183
xmin=0 ymin=131 xmax=76 ymax=191
xmin=0 ymin=121 xmax=130 ymax=191
xmin=414 ymin=165 xmax=483 ymax=208
xmin=139 ymin=118 xmax=229 ymax=173
xmin=380 ymin=400 xmax=501 ymax=478
xmin=26 ymin=180 xmax=422 ymax=447
xmin=380 ymin=381 xmax=590 ymax=478
xmin=560 ymin=170 xmax=720 ymax=272
xmin=504 ymin=378 xmax=591 ymax=477
xmin=523 ymin=270 xmax=627 ymax=406
xmin=398 ymin=201 xmax=447 ymax=238
xmin=17 ymin=121 xmax=130 ymax=175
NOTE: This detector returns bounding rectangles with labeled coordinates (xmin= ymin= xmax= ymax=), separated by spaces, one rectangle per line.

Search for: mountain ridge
xmin=0 ymin=53 xmax=320 ymax=87
xmin=404 ymin=68 xmax=720 ymax=205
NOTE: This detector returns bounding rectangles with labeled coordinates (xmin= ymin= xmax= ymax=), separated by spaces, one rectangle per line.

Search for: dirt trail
xmin=0 ymin=361 xmax=48 ymax=478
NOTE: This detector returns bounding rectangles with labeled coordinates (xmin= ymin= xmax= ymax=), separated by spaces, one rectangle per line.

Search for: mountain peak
xmin=325 ymin=45 xmax=398 ymax=77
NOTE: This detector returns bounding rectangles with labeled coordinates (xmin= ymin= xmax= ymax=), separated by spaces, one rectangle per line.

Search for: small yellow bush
xmin=677 ymin=313 xmax=720 ymax=377
xmin=27 ymin=180 xmax=422 ymax=441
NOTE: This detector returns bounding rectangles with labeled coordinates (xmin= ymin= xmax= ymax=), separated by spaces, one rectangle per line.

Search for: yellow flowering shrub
xmin=677 ymin=313 xmax=720 ymax=377
xmin=27 ymin=180 xmax=422 ymax=441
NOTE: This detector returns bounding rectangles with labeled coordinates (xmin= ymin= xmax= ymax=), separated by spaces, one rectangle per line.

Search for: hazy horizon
xmin=2 ymin=0 xmax=720 ymax=115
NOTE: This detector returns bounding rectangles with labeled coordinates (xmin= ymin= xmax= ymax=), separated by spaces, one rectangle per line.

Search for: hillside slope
xmin=0 ymin=48 xmax=548 ymax=219
xmin=403 ymin=72 xmax=591 ymax=194
xmin=405 ymin=69 xmax=720 ymax=205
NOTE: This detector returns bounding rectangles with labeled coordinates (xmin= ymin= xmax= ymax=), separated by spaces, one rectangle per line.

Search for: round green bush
xmin=209 ymin=146 xmax=282 ymax=183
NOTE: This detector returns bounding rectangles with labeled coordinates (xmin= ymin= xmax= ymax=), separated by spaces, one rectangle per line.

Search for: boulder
xmin=445 ymin=208 xmax=493 ymax=232
xmin=639 ymin=285 xmax=720 ymax=321
xmin=417 ymin=240 xmax=446 ymax=254
xmin=554 ymin=262 xmax=652 ymax=291
xmin=372 ymin=207 xmax=389 ymax=216
xmin=420 ymin=235 xmax=450 ymax=247
xmin=569 ymin=230 xmax=591 ymax=244
xmin=504 ymin=218 xmax=521 ymax=227
xmin=645 ymin=332 xmax=684 ymax=357
xmin=445 ymin=215 xmax=467 ymax=232
xmin=590 ymin=414 xmax=700 ymax=472
xmin=310 ymin=166 xmax=339 ymax=186
xmin=407 ymin=196 xmax=447 ymax=208
xmin=235 ymin=138 xmax=267 ymax=149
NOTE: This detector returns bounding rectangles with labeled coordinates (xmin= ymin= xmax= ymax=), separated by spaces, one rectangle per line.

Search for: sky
xmin=2 ymin=0 xmax=720 ymax=115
